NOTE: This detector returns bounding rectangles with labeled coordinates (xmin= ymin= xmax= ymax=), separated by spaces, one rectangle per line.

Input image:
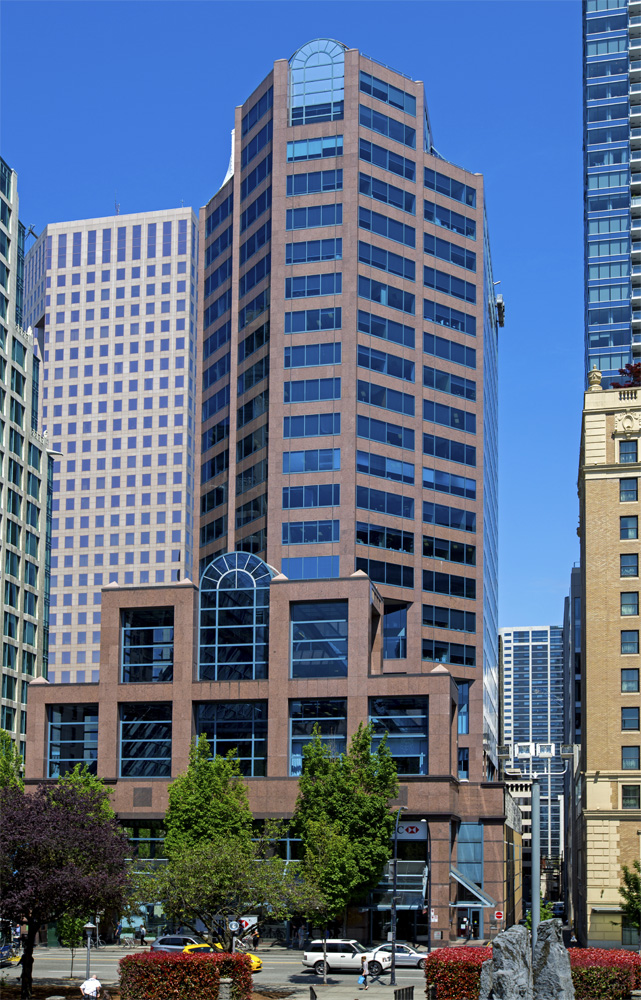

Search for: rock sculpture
xmin=479 ymin=924 xmax=533 ymax=1000
xmin=532 ymin=919 xmax=575 ymax=1000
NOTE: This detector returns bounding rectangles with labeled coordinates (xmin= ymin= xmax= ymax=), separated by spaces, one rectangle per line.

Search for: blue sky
xmin=1 ymin=0 xmax=584 ymax=628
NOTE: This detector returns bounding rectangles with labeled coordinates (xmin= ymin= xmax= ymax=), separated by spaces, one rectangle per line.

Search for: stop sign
xmin=494 ymin=911 xmax=504 ymax=921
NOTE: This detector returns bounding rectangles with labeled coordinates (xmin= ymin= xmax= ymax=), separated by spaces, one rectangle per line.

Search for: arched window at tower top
xmin=288 ymin=39 xmax=346 ymax=126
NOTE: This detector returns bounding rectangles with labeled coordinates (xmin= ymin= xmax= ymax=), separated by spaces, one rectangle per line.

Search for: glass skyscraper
xmin=583 ymin=0 xmax=641 ymax=385
xmin=1 ymin=157 xmax=51 ymax=755
xmin=500 ymin=626 xmax=566 ymax=861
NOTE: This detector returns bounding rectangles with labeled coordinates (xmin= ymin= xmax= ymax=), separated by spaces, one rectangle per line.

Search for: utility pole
xmin=531 ymin=779 xmax=541 ymax=955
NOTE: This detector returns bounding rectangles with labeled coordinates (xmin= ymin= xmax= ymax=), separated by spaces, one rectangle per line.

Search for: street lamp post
xmin=425 ymin=821 xmax=432 ymax=954
xmin=390 ymin=806 xmax=405 ymax=987
xmin=637 ymin=829 xmax=641 ymax=955
xmin=531 ymin=780 xmax=540 ymax=955
xmin=83 ymin=922 xmax=96 ymax=980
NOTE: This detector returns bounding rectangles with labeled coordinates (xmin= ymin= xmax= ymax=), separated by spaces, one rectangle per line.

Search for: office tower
xmin=563 ymin=566 xmax=583 ymax=749
xmin=27 ymin=39 xmax=510 ymax=942
xmin=583 ymin=0 xmax=641 ymax=386
xmin=499 ymin=626 xmax=565 ymax=884
xmin=23 ymin=209 xmax=199 ymax=683
xmin=1 ymin=157 xmax=50 ymax=755
xmin=199 ymin=37 xmax=502 ymax=768
xmin=577 ymin=366 xmax=641 ymax=948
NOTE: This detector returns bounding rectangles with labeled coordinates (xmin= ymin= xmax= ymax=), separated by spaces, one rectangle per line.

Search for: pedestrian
xmin=20 ymin=921 xmax=28 ymax=952
xmin=80 ymin=975 xmax=101 ymax=998
xmin=13 ymin=924 xmax=21 ymax=950
xmin=138 ymin=923 xmax=146 ymax=947
xmin=114 ymin=920 xmax=122 ymax=946
xmin=252 ymin=927 xmax=260 ymax=950
xmin=297 ymin=924 xmax=305 ymax=950
xmin=359 ymin=955 xmax=369 ymax=990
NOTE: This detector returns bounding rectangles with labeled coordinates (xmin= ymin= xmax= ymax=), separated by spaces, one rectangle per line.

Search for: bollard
xmin=219 ymin=976 xmax=232 ymax=1000
xmin=426 ymin=983 xmax=437 ymax=1000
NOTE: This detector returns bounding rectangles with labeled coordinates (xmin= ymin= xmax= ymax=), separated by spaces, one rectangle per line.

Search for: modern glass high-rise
xmin=23 ymin=209 xmax=199 ymax=683
xmin=499 ymin=626 xmax=566 ymax=861
xmin=583 ymin=0 xmax=641 ymax=385
xmin=1 ymin=157 xmax=51 ymax=754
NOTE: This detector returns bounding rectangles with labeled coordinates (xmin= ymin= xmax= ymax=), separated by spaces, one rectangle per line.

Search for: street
xmin=1 ymin=946 xmax=429 ymax=991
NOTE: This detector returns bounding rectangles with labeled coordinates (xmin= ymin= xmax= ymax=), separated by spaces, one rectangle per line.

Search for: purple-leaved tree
xmin=0 ymin=782 xmax=130 ymax=999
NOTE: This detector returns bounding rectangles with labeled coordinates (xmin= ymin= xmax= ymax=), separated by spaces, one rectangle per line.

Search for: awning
xmin=450 ymin=867 xmax=497 ymax=908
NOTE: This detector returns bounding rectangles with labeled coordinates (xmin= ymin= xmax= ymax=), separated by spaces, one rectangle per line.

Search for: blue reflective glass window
xmin=196 ymin=701 xmax=267 ymax=776
xmin=47 ymin=704 xmax=98 ymax=777
xmin=282 ymin=519 xmax=340 ymax=544
xmin=290 ymin=698 xmax=346 ymax=775
xmin=355 ymin=557 xmax=413 ymax=588
xmin=369 ymin=696 xmax=428 ymax=774
xmin=120 ymin=703 xmax=172 ymax=777
xmin=289 ymin=39 xmax=345 ymax=125
xmin=199 ymin=552 xmax=275 ymax=681
xmin=121 ymin=606 xmax=173 ymax=682
xmin=282 ymin=555 xmax=340 ymax=579
xmin=291 ymin=601 xmax=348 ymax=678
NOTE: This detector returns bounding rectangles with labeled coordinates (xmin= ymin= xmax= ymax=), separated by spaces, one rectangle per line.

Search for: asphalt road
xmin=2 ymin=947 xmax=429 ymax=990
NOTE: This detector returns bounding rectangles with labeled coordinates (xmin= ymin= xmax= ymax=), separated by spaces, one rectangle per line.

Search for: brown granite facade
xmin=27 ymin=567 xmax=507 ymax=944
xmin=26 ymin=39 xmax=508 ymax=945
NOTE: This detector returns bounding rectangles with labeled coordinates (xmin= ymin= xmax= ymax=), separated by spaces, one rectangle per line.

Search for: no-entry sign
xmin=494 ymin=911 xmax=504 ymax=921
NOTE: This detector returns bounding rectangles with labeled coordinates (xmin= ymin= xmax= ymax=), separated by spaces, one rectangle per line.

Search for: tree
xmin=525 ymin=897 xmax=554 ymax=929
xmin=300 ymin=818 xmax=363 ymax=982
xmin=619 ymin=859 xmax=641 ymax=952
xmin=143 ymin=828 xmax=315 ymax=950
xmin=164 ymin=736 xmax=253 ymax=856
xmin=0 ymin=782 xmax=130 ymax=999
xmin=0 ymin=729 xmax=24 ymax=790
xmin=611 ymin=362 xmax=641 ymax=388
xmin=57 ymin=762 xmax=115 ymax=820
xmin=293 ymin=723 xmax=399 ymax=914
xmin=56 ymin=913 xmax=87 ymax=978
xmin=156 ymin=740 xmax=316 ymax=948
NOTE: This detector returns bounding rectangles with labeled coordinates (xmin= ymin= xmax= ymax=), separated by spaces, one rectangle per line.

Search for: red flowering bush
xmin=119 ymin=950 xmax=252 ymax=1000
xmin=569 ymin=947 xmax=641 ymax=1000
xmin=424 ymin=946 xmax=492 ymax=999
xmin=424 ymin=945 xmax=641 ymax=999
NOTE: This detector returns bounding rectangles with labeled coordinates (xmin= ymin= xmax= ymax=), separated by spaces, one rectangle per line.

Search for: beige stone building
xmin=577 ymin=367 xmax=641 ymax=947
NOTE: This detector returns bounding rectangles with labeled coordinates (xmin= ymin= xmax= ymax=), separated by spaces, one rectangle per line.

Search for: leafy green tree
xmin=56 ymin=913 xmax=87 ymax=978
xmin=300 ymin=818 xmax=363 ymax=982
xmin=57 ymin=763 xmax=114 ymax=820
xmin=619 ymin=859 xmax=641 ymax=952
xmin=164 ymin=736 xmax=253 ymax=856
xmin=143 ymin=827 xmax=315 ymax=949
xmin=156 ymin=740 xmax=315 ymax=948
xmin=0 ymin=729 xmax=24 ymax=791
xmin=525 ymin=897 xmax=554 ymax=929
xmin=293 ymin=723 xmax=398 ymax=913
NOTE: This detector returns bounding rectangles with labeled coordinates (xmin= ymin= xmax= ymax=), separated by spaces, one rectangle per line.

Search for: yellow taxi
xmin=182 ymin=942 xmax=262 ymax=972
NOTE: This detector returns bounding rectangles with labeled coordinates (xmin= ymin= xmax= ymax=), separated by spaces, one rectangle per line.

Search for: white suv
xmin=302 ymin=939 xmax=392 ymax=976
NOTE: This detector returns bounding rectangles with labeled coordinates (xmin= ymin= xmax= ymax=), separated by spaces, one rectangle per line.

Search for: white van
xmin=302 ymin=939 xmax=392 ymax=976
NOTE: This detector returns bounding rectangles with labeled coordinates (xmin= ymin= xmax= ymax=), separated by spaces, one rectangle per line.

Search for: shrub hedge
xmin=423 ymin=944 xmax=641 ymax=1000
xmin=424 ymin=946 xmax=492 ymax=999
xmin=569 ymin=947 xmax=641 ymax=1000
xmin=119 ymin=950 xmax=253 ymax=1000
